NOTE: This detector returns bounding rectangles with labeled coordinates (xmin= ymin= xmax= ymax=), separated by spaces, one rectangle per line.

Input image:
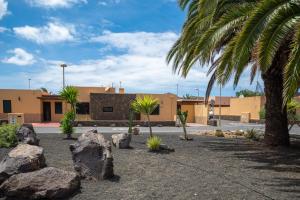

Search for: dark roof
xmin=38 ymin=95 xmax=63 ymax=100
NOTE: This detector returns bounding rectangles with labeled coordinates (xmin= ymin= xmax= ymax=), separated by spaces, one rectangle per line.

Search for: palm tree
xmin=131 ymin=96 xmax=159 ymax=138
xmin=59 ymin=86 xmax=78 ymax=139
xmin=59 ymin=86 xmax=78 ymax=115
xmin=168 ymin=0 xmax=300 ymax=146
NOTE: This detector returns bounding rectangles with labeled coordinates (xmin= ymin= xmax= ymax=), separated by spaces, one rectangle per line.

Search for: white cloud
xmin=13 ymin=22 xmax=75 ymax=44
xmin=98 ymin=0 xmax=121 ymax=6
xmin=31 ymin=31 xmax=208 ymax=94
xmin=2 ymin=48 xmax=36 ymax=66
xmin=0 ymin=0 xmax=8 ymax=20
xmin=25 ymin=0 xmax=87 ymax=8
xmin=0 ymin=26 xmax=8 ymax=32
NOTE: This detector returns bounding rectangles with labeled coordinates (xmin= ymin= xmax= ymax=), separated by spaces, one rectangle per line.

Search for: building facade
xmin=0 ymin=87 xmax=177 ymax=125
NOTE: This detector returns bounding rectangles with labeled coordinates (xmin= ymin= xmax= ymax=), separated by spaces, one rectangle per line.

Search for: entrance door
xmin=43 ymin=102 xmax=51 ymax=122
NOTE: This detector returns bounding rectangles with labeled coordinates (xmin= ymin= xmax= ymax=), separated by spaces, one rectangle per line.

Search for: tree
xmin=177 ymin=110 xmax=191 ymax=140
xmin=236 ymin=89 xmax=263 ymax=97
xmin=167 ymin=0 xmax=300 ymax=146
xmin=131 ymin=96 xmax=158 ymax=138
xmin=59 ymin=86 xmax=78 ymax=115
xmin=59 ymin=86 xmax=78 ymax=139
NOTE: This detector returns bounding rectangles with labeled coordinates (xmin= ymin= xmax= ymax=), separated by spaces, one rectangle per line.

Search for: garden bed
xmin=0 ymin=133 xmax=299 ymax=200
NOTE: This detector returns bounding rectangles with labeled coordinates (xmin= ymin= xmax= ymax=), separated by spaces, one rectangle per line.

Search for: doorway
xmin=43 ymin=102 xmax=51 ymax=122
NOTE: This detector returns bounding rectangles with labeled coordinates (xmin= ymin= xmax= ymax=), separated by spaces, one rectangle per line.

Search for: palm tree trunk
xmin=183 ymin=124 xmax=187 ymax=139
xmin=262 ymin=48 xmax=290 ymax=146
xmin=147 ymin=114 xmax=153 ymax=137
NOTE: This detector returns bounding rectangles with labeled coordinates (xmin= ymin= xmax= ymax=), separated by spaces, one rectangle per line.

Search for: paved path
xmin=33 ymin=120 xmax=299 ymax=136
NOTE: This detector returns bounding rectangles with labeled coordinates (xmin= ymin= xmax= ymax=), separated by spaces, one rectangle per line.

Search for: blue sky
xmin=0 ymin=0 xmax=260 ymax=96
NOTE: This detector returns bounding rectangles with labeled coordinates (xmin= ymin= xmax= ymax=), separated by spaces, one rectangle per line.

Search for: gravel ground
xmin=1 ymin=133 xmax=300 ymax=200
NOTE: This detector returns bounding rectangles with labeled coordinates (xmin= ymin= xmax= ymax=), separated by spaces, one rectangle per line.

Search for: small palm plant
xmin=131 ymin=96 xmax=158 ymax=138
xmin=59 ymin=86 xmax=78 ymax=139
xmin=128 ymin=109 xmax=134 ymax=134
xmin=177 ymin=110 xmax=191 ymax=140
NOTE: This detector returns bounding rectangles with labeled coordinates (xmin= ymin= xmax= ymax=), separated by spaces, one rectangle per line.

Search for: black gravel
xmin=1 ymin=133 xmax=300 ymax=200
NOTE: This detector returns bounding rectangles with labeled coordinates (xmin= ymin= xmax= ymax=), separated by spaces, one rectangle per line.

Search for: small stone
xmin=112 ymin=133 xmax=131 ymax=149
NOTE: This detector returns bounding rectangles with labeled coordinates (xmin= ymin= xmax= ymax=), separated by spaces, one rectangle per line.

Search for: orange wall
xmin=229 ymin=96 xmax=265 ymax=120
xmin=181 ymin=104 xmax=195 ymax=123
xmin=137 ymin=94 xmax=177 ymax=122
xmin=75 ymin=86 xmax=115 ymax=102
xmin=0 ymin=89 xmax=44 ymax=122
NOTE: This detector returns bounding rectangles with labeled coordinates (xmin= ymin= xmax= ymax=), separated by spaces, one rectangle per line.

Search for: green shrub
xmin=147 ymin=136 xmax=161 ymax=151
xmin=61 ymin=111 xmax=75 ymax=137
xmin=215 ymin=130 xmax=224 ymax=137
xmin=245 ymin=129 xmax=259 ymax=141
xmin=0 ymin=124 xmax=18 ymax=148
xmin=259 ymin=108 xmax=266 ymax=120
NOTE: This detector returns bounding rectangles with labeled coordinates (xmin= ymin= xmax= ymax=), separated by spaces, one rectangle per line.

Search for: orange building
xmin=0 ymin=87 xmax=177 ymax=124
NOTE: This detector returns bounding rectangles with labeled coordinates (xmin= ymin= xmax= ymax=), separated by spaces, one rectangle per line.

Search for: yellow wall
xmin=0 ymin=89 xmax=44 ymax=122
xmin=181 ymin=104 xmax=195 ymax=123
xmin=229 ymin=96 xmax=264 ymax=120
xmin=137 ymin=94 xmax=177 ymax=121
xmin=194 ymin=104 xmax=208 ymax=124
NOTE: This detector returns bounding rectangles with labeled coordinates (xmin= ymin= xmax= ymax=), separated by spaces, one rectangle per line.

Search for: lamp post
xmin=219 ymin=83 xmax=222 ymax=127
xmin=195 ymin=88 xmax=199 ymax=99
xmin=28 ymin=78 xmax=31 ymax=89
xmin=60 ymin=64 xmax=67 ymax=89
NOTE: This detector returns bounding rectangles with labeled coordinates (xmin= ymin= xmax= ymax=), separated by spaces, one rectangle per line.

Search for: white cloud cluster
xmin=98 ymin=0 xmax=121 ymax=6
xmin=25 ymin=0 xmax=87 ymax=8
xmin=32 ymin=31 xmax=208 ymax=93
xmin=2 ymin=48 xmax=35 ymax=66
xmin=0 ymin=0 xmax=8 ymax=20
xmin=13 ymin=22 xmax=75 ymax=44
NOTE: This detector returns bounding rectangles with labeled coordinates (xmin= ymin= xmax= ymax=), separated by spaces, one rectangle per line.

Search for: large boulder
xmin=69 ymin=129 xmax=114 ymax=180
xmin=111 ymin=133 xmax=131 ymax=149
xmin=0 ymin=144 xmax=46 ymax=184
xmin=0 ymin=167 xmax=80 ymax=200
xmin=16 ymin=124 xmax=39 ymax=146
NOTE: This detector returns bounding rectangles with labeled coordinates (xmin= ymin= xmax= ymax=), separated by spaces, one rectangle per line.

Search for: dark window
xmin=3 ymin=100 xmax=11 ymax=113
xmin=103 ymin=107 xmax=113 ymax=112
xmin=76 ymin=103 xmax=90 ymax=114
xmin=151 ymin=105 xmax=160 ymax=115
xmin=55 ymin=102 xmax=63 ymax=114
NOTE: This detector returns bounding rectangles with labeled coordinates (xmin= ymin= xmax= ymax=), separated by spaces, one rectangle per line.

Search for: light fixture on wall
xmin=18 ymin=96 xmax=21 ymax=101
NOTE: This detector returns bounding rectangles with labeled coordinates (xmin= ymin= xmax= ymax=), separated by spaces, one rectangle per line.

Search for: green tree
xmin=131 ymin=96 xmax=158 ymax=138
xmin=167 ymin=0 xmax=300 ymax=146
xmin=236 ymin=89 xmax=263 ymax=97
xmin=59 ymin=86 xmax=78 ymax=139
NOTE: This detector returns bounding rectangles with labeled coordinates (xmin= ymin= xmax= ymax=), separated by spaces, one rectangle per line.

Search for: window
xmin=76 ymin=103 xmax=90 ymax=114
xmin=151 ymin=105 xmax=160 ymax=115
xmin=3 ymin=100 xmax=11 ymax=113
xmin=103 ymin=107 xmax=113 ymax=112
xmin=55 ymin=102 xmax=63 ymax=114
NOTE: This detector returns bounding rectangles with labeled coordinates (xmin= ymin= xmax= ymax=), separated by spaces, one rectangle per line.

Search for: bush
xmin=61 ymin=111 xmax=75 ymax=136
xmin=245 ymin=129 xmax=259 ymax=141
xmin=259 ymin=108 xmax=266 ymax=120
xmin=0 ymin=124 xmax=18 ymax=148
xmin=215 ymin=130 xmax=224 ymax=137
xmin=147 ymin=136 xmax=161 ymax=151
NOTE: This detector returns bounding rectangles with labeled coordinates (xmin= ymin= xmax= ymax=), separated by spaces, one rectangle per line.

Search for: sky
xmin=0 ymin=0 xmax=261 ymax=96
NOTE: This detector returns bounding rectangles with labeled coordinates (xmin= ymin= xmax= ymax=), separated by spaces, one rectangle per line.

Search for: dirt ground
xmin=0 ymin=133 xmax=299 ymax=200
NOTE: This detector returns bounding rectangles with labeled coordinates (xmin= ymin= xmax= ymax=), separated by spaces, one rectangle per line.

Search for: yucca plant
xmin=59 ymin=86 xmax=78 ymax=139
xmin=147 ymin=136 xmax=162 ymax=151
xmin=168 ymin=0 xmax=300 ymax=146
xmin=0 ymin=124 xmax=18 ymax=148
xmin=131 ymin=96 xmax=158 ymax=138
xmin=177 ymin=110 xmax=191 ymax=140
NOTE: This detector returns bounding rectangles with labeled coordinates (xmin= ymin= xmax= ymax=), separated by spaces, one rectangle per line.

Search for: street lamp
xmin=60 ymin=64 xmax=67 ymax=89
xmin=28 ymin=78 xmax=31 ymax=89
xmin=195 ymin=88 xmax=199 ymax=99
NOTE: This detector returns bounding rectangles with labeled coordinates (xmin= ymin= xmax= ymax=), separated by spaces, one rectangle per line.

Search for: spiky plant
xmin=168 ymin=0 xmax=300 ymax=146
xmin=177 ymin=110 xmax=189 ymax=140
xmin=131 ymin=96 xmax=158 ymax=138
xmin=59 ymin=86 xmax=78 ymax=139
